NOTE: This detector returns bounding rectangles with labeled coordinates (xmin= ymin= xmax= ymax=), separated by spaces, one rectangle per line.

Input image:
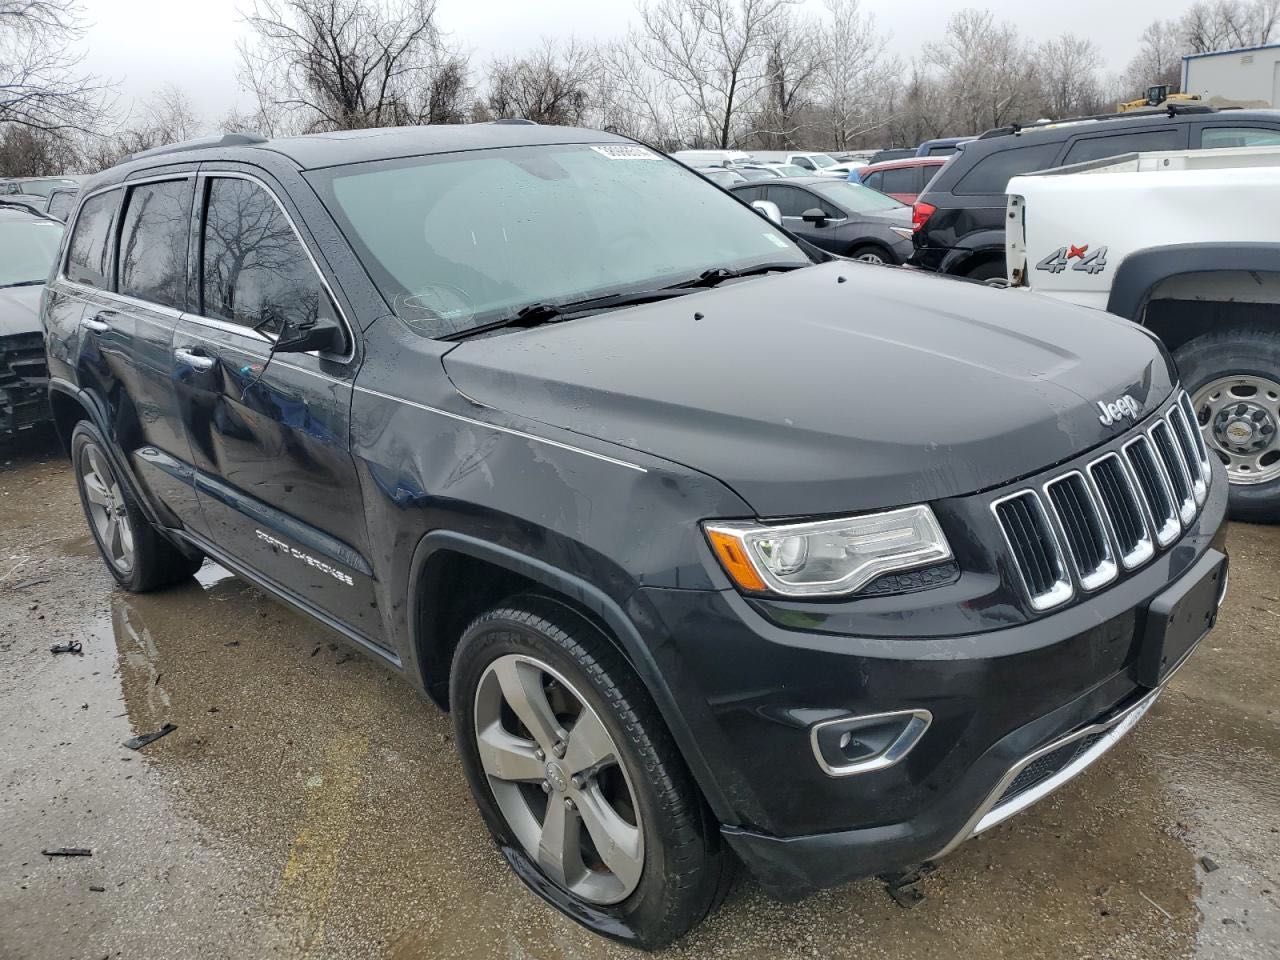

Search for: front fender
xmin=1108 ymin=242 xmax=1280 ymax=321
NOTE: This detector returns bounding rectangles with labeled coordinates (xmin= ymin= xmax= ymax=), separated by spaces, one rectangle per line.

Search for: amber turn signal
xmin=705 ymin=528 xmax=767 ymax=592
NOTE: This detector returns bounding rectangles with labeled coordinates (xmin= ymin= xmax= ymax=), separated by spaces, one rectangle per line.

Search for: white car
xmin=751 ymin=151 xmax=845 ymax=176
xmin=1005 ymin=144 xmax=1280 ymax=521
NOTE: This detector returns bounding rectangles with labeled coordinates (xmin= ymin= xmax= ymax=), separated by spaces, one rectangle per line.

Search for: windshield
xmin=776 ymin=164 xmax=808 ymax=177
xmin=16 ymin=179 xmax=75 ymax=199
xmin=813 ymin=181 xmax=907 ymax=214
xmin=808 ymin=154 xmax=837 ymax=169
xmin=0 ymin=218 xmax=63 ymax=286
xmin=312 ymin=143 xmax=808 ymax=337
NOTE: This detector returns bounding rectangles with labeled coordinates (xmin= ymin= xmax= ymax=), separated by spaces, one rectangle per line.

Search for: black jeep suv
xmin=910 ymin=107 xmax=1280 ymax=280
xmin=43 ymin=125 xmax=1228 ymax=948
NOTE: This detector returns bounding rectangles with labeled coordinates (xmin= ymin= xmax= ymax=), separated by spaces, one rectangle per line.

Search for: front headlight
xmin=704 ymin=505 xmax=952 ymax=598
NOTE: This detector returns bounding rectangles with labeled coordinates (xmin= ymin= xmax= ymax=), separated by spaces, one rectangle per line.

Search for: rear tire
xmin=1174 ymin=327 xmax=1280 ymax=523
xmin=964 ymin=259 xmax=1006 ymax=283
xmin=70 ymin=421 xmax=204 ymax=591
xmin=849 ymin=244 xmax=893 ymax=265
xmin=450 ymin=595 xmax=729 ymax=949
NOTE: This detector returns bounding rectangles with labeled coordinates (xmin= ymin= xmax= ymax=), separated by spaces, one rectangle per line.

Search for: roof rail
xmin=975 ymin=102 xmax=1222 ymax=140
xmin=126 ymin=132 xmax=268 ymax=163
xmin=490 ymin=117 xmax=538 ymax=125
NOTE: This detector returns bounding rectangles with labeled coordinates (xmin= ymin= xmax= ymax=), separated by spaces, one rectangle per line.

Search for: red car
xmin=857 ymin=156 xmax=948 ymax=204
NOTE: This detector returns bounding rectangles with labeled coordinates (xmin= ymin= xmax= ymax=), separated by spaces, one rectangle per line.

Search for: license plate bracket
xmin=1137 ymin=549 xmax=1227 ymax=687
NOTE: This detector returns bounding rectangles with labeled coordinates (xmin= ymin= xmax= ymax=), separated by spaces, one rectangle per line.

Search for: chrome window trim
xmin=989 ymin=489 xmax=1074 ymax=611
xmin=1041 ymin=470 xmax=1117 ymax=592
xmin=1121 ymin=435 xmax=1181 ymax=547
xmin=1085 ymin=451 xmax=1155 ymax=570
xmin=808 ymin=709 xmax=933 ymax=778
xmin=59 ymin=280 xmax=185 ymax=322
xmin=354 ymin=384 xmax=648 ymax=473
xmin=195 ymin=170 xmax=356 ymax=364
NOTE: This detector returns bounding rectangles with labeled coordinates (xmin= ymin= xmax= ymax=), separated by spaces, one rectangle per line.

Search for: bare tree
xmin=0 ymin=124 xmax=73 ymax=175
xmin=1181 ymin=0 xmax=1279 ymax=52
xmin=923 ymin=9 xmax=1039 ymax=133
xmin=79 ymin=84 xmax=204 ymax=172
xmin=238 ymin=0 xmax=443 ymax=131
xmin=1037 ymin=34 xmax=1104 ymax=118
xmin=635 ymin=0 xmax=797 ymax=149
xmin=749 ymin=9 xmax=822 ymax=148
xmin=811 ymin=0 xmax=896 ymax=150
xmin=486 ymin=38 xmax=598 ymax=125
xmin=1124 ymin=19 xmax=1185 ymax=96
xmin=0 ymin=0 xmax=108 ymax=133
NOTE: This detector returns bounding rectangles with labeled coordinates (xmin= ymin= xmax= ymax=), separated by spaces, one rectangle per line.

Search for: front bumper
xmin=630 ymin=467 xmax=1228 ymax=900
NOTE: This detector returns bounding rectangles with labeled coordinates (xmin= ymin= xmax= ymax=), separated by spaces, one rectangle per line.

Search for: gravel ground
xmin=1 ymin=434 xmax=1277 ymax=960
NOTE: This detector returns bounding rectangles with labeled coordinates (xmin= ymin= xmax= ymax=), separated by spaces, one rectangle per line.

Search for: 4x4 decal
xmin=1036 ymin=244 xmax=1108 ymax=275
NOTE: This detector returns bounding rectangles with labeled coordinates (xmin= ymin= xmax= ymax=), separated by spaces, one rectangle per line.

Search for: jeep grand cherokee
xmin=43 ymin=124 xmax=1228 ymax=949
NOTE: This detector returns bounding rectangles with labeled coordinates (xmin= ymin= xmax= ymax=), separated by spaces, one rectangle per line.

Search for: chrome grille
xmin=993 ymin=392 xmax=1210 ymax=610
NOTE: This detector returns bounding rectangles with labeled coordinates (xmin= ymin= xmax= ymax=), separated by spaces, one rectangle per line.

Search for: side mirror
xmin=801 ymin=207 xmax=828 ymax=227
xmin=751 ymin=200 xmax=783 ymax=226
xmin=275 ymin=314 xmax=346 ymax=355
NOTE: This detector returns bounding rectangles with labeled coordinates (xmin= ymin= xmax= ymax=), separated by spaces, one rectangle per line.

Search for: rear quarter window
xmin=1200 ymin=126 xmax=1280 ymax=148
xmin=953 ymin=142 xmax=1061 ymax=196
xmin=1062 ymin=129 xmax=1181 ymax=165
xmin=64 ymin=190 xmax=119 ymax=289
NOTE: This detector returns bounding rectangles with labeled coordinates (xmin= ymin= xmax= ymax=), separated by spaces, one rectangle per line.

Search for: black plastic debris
xmin=122 ymin=723 xmax=177 ymax=750
xmin=42 ymin=847 xmax=91 ymax=857
xmin=88 ymin=885 xmax=106 ymax=892
xmin=1200 ymin=855 xmax=1221 ymax=873
xmin=49 ymin=640 xmax=83 ymax=655
xmin=878 ymin=863 xmax=934 ymax=909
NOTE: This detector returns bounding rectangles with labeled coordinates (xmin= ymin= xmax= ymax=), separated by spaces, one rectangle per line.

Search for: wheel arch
xmin=1108 ymin=243 xmax=1280 ymax=329
xmin=939 ymin=234 xmax=1006 ymax=277
xmin=405 ymin=529 xmax=738 ymax=822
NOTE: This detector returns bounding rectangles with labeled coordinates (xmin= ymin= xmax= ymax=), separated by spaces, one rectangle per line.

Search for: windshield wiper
xmin=446 ymin=262 xmax=810 ymax=341
xmin=0 ymin=279 xmax=44 ymax=289
xmin=674 ymin=262 xmax=808 ymax=289
xmin=448 ymin=287 xmax=694 ymax=340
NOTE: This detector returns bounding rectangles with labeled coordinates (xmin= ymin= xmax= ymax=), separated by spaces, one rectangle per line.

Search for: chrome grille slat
xmin=1123 ymin=436 xmax=1180 ymax=547
xmin=994 ymin=394 xmax=1210 ymax=609
xmin=1044 ymin=473 xmax=1116 ymax=591
xmin=992 ymin=491 xmax=1073 ymax=611
xmin=1168 ymin=405 xmax=1207 ymax=505
xmin=1150 ymin=420 xmax=1196 ymax=525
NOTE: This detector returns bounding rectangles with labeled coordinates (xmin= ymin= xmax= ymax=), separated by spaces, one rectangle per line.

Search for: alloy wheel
xmin=1193 ymin=375 xmax=1280 ymax=485
xmin=473 ymin=654 xmax=645 ymax=905
xmin=80 ymin=444 xmax=135 ymax=573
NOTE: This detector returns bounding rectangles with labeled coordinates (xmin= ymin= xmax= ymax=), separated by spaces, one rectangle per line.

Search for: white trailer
xmin=1005 ymin=145 xmax=1280 ymax=522
xmin=1183 ymin=43 xmax=1280 ymax=108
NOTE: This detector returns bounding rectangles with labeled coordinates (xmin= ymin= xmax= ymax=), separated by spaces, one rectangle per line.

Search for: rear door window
xmin=200 ymin=176 xmax=332 ymax=334
xmin=880 ymin=167 xmax=918 ymax=194
xmin=953 ymin=143 xmax=1061 ymax=196
xmin=1199 ymin=126 xmax=1280 ymax=148
xmin=64 ymin=190 xmax=119 ymax=288
xmin=118 ymin=179 xmax=193 ymax=310
xmin=1062 ymin=129 xmax=1182 ymax=165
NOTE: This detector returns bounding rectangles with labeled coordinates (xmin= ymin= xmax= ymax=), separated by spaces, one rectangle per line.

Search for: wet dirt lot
xmin=1 ymin=435 xmax=1278 ymax=960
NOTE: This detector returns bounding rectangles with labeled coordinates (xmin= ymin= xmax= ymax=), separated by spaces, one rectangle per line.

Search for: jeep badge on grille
xmin=1097 ymin=394 xmax=1142 ymax=426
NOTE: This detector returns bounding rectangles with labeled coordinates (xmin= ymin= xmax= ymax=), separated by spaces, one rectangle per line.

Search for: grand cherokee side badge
xmin=1097 ymin=394 xmax=1141 ymax=426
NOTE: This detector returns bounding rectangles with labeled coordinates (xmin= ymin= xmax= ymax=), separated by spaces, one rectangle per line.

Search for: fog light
xmin=810 ymin=709 xmax=932 ymax=777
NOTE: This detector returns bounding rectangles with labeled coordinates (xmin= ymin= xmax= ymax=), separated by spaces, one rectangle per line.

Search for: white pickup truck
xmin=1005 ymin=145 xmax=1280 ymax=522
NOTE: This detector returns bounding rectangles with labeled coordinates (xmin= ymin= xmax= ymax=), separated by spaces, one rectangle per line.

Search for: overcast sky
xmin=79 ymin=0 xmax=1172 ymax=125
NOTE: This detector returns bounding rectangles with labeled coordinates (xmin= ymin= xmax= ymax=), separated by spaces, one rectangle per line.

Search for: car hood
xmin=0 ymin=284 xmax=42 ymax=337
xmin=443 ymin=263 xmax=1175 ymax=516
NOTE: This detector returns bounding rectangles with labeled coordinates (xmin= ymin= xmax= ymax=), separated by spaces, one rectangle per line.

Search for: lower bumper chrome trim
xmin=932 ymin=685 xmax=1162 ymax=861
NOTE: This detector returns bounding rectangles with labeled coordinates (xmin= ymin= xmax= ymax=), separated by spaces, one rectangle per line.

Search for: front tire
xmin=1175 ymin=327 xmax=1280 ymax=523
xmin=450 ymin=596 xmax=728 ymax=949
xmin=70 ymin=421 xmax=204 ymax=591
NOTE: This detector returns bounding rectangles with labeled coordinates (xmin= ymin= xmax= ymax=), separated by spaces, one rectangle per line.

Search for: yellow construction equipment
xmin=1118 ymin=84 xmax=1203 ymax=112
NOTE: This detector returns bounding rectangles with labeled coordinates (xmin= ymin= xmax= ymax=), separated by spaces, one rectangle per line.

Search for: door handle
xmin=80 ymin=313 xmax=112 ymax=333
xmin=173 ymin=347 xmax=216 ymax=372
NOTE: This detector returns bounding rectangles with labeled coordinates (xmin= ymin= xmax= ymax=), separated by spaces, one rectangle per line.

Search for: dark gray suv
xmin=43 ymin=125 xmax=1228 ymax=948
